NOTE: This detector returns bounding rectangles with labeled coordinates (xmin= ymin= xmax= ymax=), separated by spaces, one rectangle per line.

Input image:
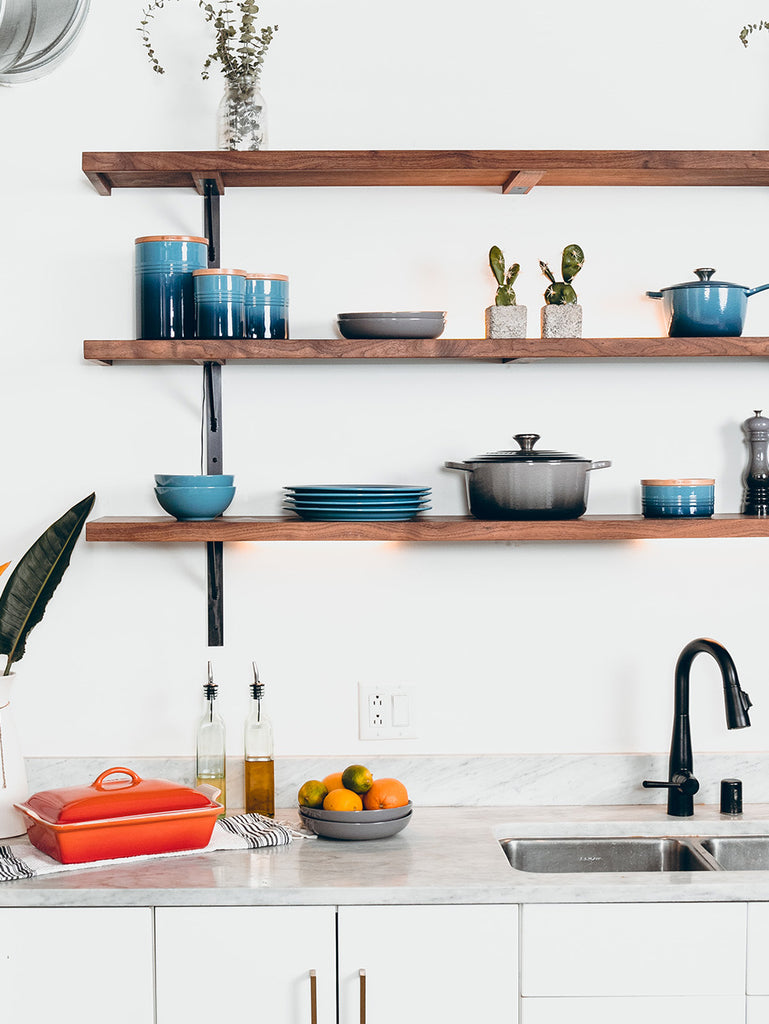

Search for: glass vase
xmin=0 ymin=673 xmax=29 ymax=839
xmin=217 ymin=75 xmax=268 ymax=151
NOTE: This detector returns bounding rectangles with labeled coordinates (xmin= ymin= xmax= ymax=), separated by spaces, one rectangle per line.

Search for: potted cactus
xmin=485 ymin=245 xmax=527 ymax=339
xmin=539 ymin=243 xmax=585 ymax=338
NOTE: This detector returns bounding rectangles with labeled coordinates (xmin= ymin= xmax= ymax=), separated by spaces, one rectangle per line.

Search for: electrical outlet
xmin=358 ymin=683 xmax=417 ymax=740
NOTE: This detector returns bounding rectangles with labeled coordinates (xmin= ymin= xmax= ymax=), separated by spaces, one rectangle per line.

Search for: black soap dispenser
xmin=742 ymin=410 xmax=769 ymax=515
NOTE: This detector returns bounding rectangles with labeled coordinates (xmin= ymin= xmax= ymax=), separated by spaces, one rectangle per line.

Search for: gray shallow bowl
xmin=299 ymin=801 xmax=413 ymax=823
xmin=299 ymin=808 xmax=413 ymax=841
xmin=337 ymin=314 xmax=446 ymax=340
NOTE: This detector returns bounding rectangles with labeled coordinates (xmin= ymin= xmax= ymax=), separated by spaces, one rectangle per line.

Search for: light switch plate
xmin=358 ymin=683 xmax=418 ymax=740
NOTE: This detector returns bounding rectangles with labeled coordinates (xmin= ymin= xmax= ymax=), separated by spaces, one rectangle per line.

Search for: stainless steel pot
xmin=445 ymin=433 xmax=611 ymax=520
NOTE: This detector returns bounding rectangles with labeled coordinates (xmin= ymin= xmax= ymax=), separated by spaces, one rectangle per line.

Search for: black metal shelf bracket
xmin=202 ymin=178 xmax=224 ymax=647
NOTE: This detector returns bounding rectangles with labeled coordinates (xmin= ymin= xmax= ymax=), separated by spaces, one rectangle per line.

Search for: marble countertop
xmin=5 ymin=804 xmax=769 ymax=907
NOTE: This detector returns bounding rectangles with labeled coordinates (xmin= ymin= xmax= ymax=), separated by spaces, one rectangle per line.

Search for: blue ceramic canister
xmin=193 ymin=269 xmax=247 ymax=339
xmin=135 ymin=235 xmax=209 ymax=339
xmin=641 ymin=478 xmax=715 ymax=518
xmin=245 ymin=273 xmax=289 ymax=339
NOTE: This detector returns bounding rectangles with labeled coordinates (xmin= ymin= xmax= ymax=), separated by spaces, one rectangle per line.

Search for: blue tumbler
xmin=135 ymin=235 xmax=208 ymax=339
xmin=193 ymin=269 xmax=247 ymax=338
xmin=245 ymin=274 xmax=289 ymax=339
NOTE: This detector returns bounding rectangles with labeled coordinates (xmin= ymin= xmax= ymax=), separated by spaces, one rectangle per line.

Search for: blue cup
xmin=193 ymin=269 xmax=247 ymax=339
xmin=245 ymin=274 xmax=289 ymax=339
xmin=641 ymin=479 xmax=715 ymax=518
xmin=135 ymin=235 xmax=208 ymax=339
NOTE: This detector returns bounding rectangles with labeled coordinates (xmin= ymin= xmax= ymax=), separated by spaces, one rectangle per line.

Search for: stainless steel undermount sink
xmin=699 ymin=836 xmax=769 ymax=871
xmin=499 ymin=837 xmax=718 ymax=873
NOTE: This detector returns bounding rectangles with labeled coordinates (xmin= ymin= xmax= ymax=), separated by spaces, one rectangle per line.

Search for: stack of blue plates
xmin=283 ymin=484 xmax=432 ymax=521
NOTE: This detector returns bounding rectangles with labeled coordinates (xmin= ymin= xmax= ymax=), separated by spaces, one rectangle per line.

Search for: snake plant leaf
xmin=0 ymin=493 xmax=95 ymax=674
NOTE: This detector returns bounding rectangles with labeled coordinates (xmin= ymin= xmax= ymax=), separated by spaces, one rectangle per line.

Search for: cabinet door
xmin=521 ymin=903 xmax=746 ymax=996
xmin=0 ymin=907 xmax=154 ymax=1024
xmin=522 ymin=995 xmax=745 ymax=1024
xmin=338 ymin=904 xmax=518 ymax=1024
xmin=748 ymin=996 xmax=769 ymax=1024
xmin=748 ymin=904 xmax=769 ymax=994
xmin=155 ymin=906 xmax=336 ymax=1024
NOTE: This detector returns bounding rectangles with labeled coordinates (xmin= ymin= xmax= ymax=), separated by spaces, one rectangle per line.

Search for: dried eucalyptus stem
xmin=740 ymin=21 xmax=769 ymax=46
xmin=138 ymin=0 xmax=277 ymax=81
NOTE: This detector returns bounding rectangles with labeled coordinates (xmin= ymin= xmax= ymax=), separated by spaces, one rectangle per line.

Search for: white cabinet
xmin=748 ymin=996 xmax=769 ymax=1024
xmin=0 ymin=907 xmax=154 ymax=1024
xmin=748 ymin=903 xmax=769 ymax=994
xmin=521 ymin=903 xmax=747 ymax=1024
xmin=337 ymin=904 xmax=518 ymax=1024
xmin=155 ymin=906 xmax=336 ymax=1024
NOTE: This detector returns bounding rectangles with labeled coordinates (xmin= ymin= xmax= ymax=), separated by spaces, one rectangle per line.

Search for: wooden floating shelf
xmin=86 ymin=515 xmax=769 ymax=544
xmin=82 ymin=150 xmax=769 ymax=195
xmin=83 ymin=337 xmax=769 ymax=365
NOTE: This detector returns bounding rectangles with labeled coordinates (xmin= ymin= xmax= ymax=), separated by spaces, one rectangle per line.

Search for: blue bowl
xmin=155 ymin=474 xmax=234 ymax=488
xmin=641 ymin=479 xmax=714 ymax=518
xmin=154 ymin=485 xmax=236 ymax=521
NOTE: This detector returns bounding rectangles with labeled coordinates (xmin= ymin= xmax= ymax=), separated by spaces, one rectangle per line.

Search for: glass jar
xmin=217 ymin=75 xmax=268 ymax=151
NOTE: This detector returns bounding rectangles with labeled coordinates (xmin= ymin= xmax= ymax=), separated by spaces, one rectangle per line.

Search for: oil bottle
xmin=244 ymin=661 xmax=275 ymax=817
xmin=196 ymin=662 xmax=226 ymax=816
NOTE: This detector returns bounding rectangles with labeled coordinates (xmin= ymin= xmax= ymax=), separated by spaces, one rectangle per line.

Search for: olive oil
xmin=244 ymin=662 xmax=275 ymax=817
xmin=245 ymin=757 xmax=275 ymax=818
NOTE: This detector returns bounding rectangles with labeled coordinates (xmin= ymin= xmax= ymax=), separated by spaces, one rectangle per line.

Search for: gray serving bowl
xmin=337 ymin=313 xmax=446 ymax=340
xmin=299 ymin=801 xmax=413 ymax=824
xmin=299 ymin=808 xmax=413 ymax=841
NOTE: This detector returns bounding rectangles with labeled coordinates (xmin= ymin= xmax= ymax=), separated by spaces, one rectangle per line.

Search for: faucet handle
xmin=643 ymin=771 xmax=700 ymax=797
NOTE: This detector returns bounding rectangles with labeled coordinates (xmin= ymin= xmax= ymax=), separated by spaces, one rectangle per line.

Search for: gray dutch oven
xmin=646 ymin=268 xmax=769 ymax=337
xmin=445 ymin=433 xmax=611 ymax=520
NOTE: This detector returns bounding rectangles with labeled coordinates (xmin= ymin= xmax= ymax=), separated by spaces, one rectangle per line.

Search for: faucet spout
xmin=643 ymin=638 xmax=752 ymax=817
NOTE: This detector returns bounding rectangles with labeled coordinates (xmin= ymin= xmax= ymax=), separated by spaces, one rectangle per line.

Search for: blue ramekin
xmin=641 ymin=478 xmax=715 ymax=518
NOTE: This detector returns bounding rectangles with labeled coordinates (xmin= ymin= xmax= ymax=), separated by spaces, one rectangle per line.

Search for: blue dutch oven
xmin=646 ymin=268 xmax=769 ymax=337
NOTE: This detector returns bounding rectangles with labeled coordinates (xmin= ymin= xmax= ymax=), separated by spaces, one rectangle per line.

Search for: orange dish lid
xmin=135 ymin=235 xmax=208 ymax=245
xmin=25 ymin=767 xmax=214 ymax=824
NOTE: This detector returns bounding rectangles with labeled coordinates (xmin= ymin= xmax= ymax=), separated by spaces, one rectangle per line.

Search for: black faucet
xmin=643 ymin=638 xmax=753 ymax=817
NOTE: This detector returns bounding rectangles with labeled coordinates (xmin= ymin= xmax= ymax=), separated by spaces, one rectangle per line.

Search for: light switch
xmin=391 ymin=693 xmax=410 ymax=727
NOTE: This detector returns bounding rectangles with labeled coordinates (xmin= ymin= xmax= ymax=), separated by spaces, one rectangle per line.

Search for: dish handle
xmin=91 ymin=767 xmax=142 ymax=790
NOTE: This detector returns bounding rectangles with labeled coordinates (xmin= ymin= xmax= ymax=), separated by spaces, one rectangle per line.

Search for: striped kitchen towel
xmin=0 ymin=812 xmax=312 ymax=882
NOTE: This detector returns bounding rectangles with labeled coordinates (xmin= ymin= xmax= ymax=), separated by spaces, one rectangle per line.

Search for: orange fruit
xmin=362 ymin=778 xmax=409 ymax=810
xmin=298 ymin=780 xmax=328 ymax=808
xmin=322 ymin=771 xmax=345 ymax=792
xmin=323 ymin=788 xmax=363 ymax=812
xmin=342 ymin=764 xmax=374 ymax=794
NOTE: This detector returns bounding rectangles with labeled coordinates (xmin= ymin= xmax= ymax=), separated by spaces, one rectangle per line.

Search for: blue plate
xmin=285 ymin=504 xmax=431 ymax=513
xmin=284 ymin=497 xmax=432 ymax=508
xmin=285 ymin=508 xmax=429 ymax=521
xmin=285 ymin=484 xmax=431 ymax=494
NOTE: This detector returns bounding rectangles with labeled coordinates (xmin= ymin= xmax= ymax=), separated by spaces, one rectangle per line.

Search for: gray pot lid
xmin=467 ymin=433 xmax=590 ymax=463
xmin=660 ymin=268 xmax=747 ymax=291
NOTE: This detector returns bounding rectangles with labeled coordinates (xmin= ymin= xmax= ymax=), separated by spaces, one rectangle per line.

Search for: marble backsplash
xmin=24 ymin=753 xmax=769 ymax=810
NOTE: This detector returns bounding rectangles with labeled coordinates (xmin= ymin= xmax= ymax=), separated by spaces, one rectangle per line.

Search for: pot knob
xmin=694 ymin=268 xmax=716 ymax=282
xmin=513 ymin=433 xmax=540 ymax=452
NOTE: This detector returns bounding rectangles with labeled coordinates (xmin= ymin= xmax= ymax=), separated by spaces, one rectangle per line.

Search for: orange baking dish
xmin=15 ymin=766 xmax=222 ymax=864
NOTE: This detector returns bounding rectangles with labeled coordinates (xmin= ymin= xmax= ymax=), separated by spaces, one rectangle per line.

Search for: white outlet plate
xmin=358 ymin=683 xmax=418 ymax=740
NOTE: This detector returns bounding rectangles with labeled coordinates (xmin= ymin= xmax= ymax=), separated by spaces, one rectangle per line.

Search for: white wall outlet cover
xmin=358 ymin=682 xmax=418 ymax=740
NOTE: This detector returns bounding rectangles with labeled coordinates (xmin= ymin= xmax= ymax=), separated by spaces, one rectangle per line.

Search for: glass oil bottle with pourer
xmin=196 ymin=662 xmax=226 ymax=816
xmin=244 ymin=661 xmax=275 ymax=817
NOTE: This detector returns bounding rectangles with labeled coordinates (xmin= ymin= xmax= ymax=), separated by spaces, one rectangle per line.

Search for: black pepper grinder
xmin=742 ymin=410 xmax=769 ymax=515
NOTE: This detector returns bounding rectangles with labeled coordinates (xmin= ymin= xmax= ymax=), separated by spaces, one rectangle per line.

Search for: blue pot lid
xmin=660 ymin=268 xmax=747 ymax=291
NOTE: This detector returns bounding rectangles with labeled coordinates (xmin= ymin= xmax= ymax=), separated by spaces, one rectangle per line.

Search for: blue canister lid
xmin=245 ymin=273 xmax=289 ymax=302
xmin=135 ymin=235 xmax=209 ymax=272
xmin=193 ymin=268 xmax=247 ymax=300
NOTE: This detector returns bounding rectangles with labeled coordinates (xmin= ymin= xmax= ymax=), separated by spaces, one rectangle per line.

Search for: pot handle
xmin=646 ymin=291 xmax=663 ymax=300
xmin=91 ymin=766 xmax=142 ymax=790
xmin=588 ymin=460 xmax=612 ymax=471
xmin=444 ymin=461 xmax=473 ymax=473
xmin=746 ymin=282 xmax=769 ymax=298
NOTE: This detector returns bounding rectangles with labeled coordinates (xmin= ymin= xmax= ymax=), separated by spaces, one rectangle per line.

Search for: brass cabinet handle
xmin=309 ymin=970 xmax=317 ymax=1024
xmin=359 ymin=969 xmax=366 ymax=1024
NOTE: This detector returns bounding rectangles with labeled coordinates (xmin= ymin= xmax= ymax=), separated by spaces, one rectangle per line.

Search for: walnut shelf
xmin=83 ymin=336 xmax=769 ymax=365
xmin=82 ymin=149 xmax=769 ymax=195
xmin=86 ymin=515 xmax=769 ymax=544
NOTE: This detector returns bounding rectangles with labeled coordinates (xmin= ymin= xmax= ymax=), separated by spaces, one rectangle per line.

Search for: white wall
xmin=2 ymin=0 xmax=769 ymax=767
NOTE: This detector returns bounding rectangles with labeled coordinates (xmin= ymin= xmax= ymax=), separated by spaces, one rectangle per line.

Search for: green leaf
xmin=0 ymin=493 xmax=95 ymax=674
xmin=489 ymin=245 xmax=506 ymax=286
xmin=561 ymin=243 xmax=585 ymax=283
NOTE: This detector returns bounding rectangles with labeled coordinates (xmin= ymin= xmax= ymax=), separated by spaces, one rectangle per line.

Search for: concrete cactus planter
xmin=541 ymin=304 xmax=583 ymax=338
xmin=485 ymin=304 xmax=527 ymax=339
